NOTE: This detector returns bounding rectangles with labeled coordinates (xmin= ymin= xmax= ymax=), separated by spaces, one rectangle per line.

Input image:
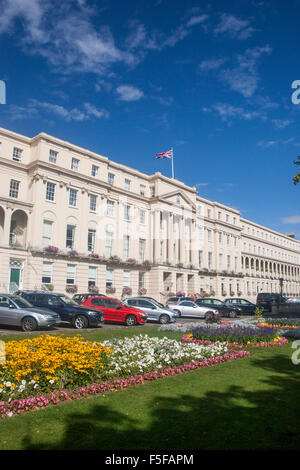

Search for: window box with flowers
xmin=176 ymin=291 xmax=185 ymax=297
xmin=138 ymin=287 xmax=147 ymax=296
xmin=122 ymin=286 xmax=132 ymax=296
xmin=230 ymin=291 xmax=235 ymax=296
xmin=44 ymin=246 xmax=59 ymax=254
xmin=88 ymin=285 xmax=99 ymax=294
xmin=237 ymin=291 xmax=242 ymax=296
xmin=66 ymin=285 xmax=78 ymax=294
xmin=126 ymin=258 xmax=137 ymax=265
xmin=42 ymin=283 xmax=54 ymax=292
xmin=106 ymin=286 xmax=116 ymax=294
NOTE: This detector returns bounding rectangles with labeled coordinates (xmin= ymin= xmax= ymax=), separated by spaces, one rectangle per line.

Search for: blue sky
xmin=0 ymin=0 xmax=300 ymax=237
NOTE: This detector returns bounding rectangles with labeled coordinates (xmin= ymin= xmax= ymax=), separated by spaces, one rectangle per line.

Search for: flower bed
xmin=0 ymin=348 xmax=249 ymax=419
xmin=0 ymin=335 xmax=112 ymax=400
xmin=257 ymin=318 xmax=300 ymax=329
xmin=0 ymin=333 xmax=252 ymax=418
xmin=181 ymin=333 xmax=288 ymax=348
xmin=184 ymin=324 xmax=288 ymax=348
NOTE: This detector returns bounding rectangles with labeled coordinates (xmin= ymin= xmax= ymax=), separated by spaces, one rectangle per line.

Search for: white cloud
xmin=214 ymin=13 xmax=255 ymax=40
xmin=257 ymin=137 xmax=295 ymax=147
xmin=198 ymin=57 xmax=227 ymax=72
xmin=205 ymin=103 xmax=264 ymax=122
xmin=272 ymin=119 xmax=292 ymax=129
xmin=6 ymin=99 xmax=109 ymax=122
xmin=281 ymin=215 xmax=300 ymax=224
xmin=220 ymin=45 xmax=272 ymax=97
xmin=116 ymin=85 xmax=144 ymax=102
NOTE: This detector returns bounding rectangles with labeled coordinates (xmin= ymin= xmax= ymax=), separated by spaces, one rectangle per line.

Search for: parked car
xmin=256 ymin=293 xmax=287 ymax=312
xmin=195 ymin=298 xmax=241 ymax=318
xmin=170 ymin=300 xmax=221 ymax=320
xmin=16 ymin=291 xmax=104 ymax=329
xmin=285 ymin=297 xmax=300 ymax=303
xmin=138 ymin=297 xmax=165 ymax=308
xmin=72 ymin=293 xmax=106 ymax=304
xmin=166 ymin=296 xmax=190 ymax=308
xmin=224 ymin=298 xmax=260 ymax=315
xmin=81 ymin=296 xmax=148 ymax=326
xmin=0 ymin=294 xmax=60 ymax=331
xmin=123 ymin=297 xmax=176 ymax=324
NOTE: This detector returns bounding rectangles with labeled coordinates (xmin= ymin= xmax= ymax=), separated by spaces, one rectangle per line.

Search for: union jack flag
xmin=154 ymin=149 xmax=173 ymax=159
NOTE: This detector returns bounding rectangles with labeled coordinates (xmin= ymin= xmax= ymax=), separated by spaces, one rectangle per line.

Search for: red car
xmin=82 ymin=296 xmax=148 ymax=326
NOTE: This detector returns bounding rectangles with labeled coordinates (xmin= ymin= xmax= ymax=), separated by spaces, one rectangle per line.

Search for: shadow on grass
xmin=22 ymin=350 xmax=300 ymax=450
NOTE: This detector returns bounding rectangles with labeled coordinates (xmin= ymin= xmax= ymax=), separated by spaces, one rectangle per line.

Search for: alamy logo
xmin=291 ymin=80 xmax=300 ymax=104
xmin=0 ymin=80 xmax=6 ymax=104
xmin=291 ymin=340 xmax=300 ymax=365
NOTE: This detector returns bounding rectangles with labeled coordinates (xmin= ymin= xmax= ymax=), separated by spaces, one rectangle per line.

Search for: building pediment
xmin=158 ymin=190 xmax=196 ymax=210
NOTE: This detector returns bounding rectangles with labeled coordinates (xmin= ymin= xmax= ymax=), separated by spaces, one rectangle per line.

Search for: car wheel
xmin=73 ymin=315 xmax=88 ymax=329
xmin=21 ymin=317 xmax=38 ymax=332
xmin=125 ymin=315 xmax=137 ymax=326
xmin=173 ymin=310 xmax=181 ymax=317
xmin=229 ymin=310 xmax=237 ymax=318
xmin=159 ymin=314 xmax=169 ymax=324
xmin=204 ymin=311 xmax=214 ymax=319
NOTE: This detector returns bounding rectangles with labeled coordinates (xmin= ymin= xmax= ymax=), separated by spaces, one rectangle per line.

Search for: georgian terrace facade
xmin=0 ymin=126 xmax=299 ymax=303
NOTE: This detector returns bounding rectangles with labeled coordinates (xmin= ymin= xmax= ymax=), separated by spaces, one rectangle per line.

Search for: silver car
xmin=170 ymin=300 xmax=221 ymax=319
xmin=0 ymin=294 xmax=60 ymax=331
xmin=123 ymin=297 xmax=177 ymax=324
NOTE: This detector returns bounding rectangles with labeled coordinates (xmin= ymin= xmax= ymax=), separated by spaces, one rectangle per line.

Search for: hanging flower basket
xmin=138 ymin=287 xmax=147 ymax=296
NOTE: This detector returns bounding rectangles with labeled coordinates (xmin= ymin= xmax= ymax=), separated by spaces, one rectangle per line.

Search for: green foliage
xmin=293 ymin=156 xmax=300 ymax=185
xmin=255 ymin=307 xmax=264 ymax=321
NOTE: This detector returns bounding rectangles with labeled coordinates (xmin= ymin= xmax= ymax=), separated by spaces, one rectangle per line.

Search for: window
xmin=49 ymin=149 xmax=57 ymax=164
xmin=12 ymin=147 xmax=22 ymax=162
xmin=71 ymin=158 xmax=79 ymax=171
xmin=9 ymin=180 xmax=20 ymax=198
xmin=227 ymin=255 xmax=231 ymax=270
xmin=123 ymin=270 xmax=130 ymax=287
xmin=89 ymin=194 xmax=97 ymax=212
xmin=91 ymin=165 xmax=98 ymax=177
xmin=140 ymin=185 xmax=146 ymax=196
xmin=105 ymin=231 xmax=113 ymax=258
xmin=199 ymin=250 xmax=203 ymax=268
xmin=87 ymin=229 xmax=96 ymax=253
xmin=207 ymin=208 xmax=211 ymax=218
xmin=124 ymin=205 xmax=130 ymax=221
xmin=123 ymin=235 xmax=130 ymax=260
xmin=219 ymin=253 xmax=223 ymax=270
xmin=226 ymin=214 xmax=229 ymax=222
xmin=140 ymin=209 xmax=146 ymax=224
xmin=207 ymin=230 xmax=212 ymax=242
xmin=218 ymin=211 xmax=221 ymax=220
xmin=88 ymin=266 xmax=97 ymax=287
xmin=46 ymin=182 xmax=55 ymax=201
xmin=139 ymin=272 xmax=145 ymax=288
xmin=108 ymin=172 xmax=115 ymax=185
xmin=150 ymin=186 xmax=155 ymax=197
xmin=227 ymin=234 xmax=230 ymax=245
xmin=69 ymin=188 xmax=78 ymax=207
xmin=124 ymin=178 xmax=131 ymax=191
xmin=42 ymin=262 xmax=53 ymax=284
xmin=106 ymin=268 xmax=113 ymax=288
xmin=107 ymin=200 xmax=114 ymax=217
xmin=218 ymin=232 xmax=222 ymax=243
xmin=66 ymin=225 xmax=75 ymax=249
xmin=234 ymin=256 xmax=238 ymax=271
xmin=66 ymin=264 xmax=76 ymax=285
xmin=208 ymin=252 xmax=212 ymax=270
xmin=139 ymin=238 xmax=146 ymax=263
xmin=42 ymin=220 xmax=53 ymax=248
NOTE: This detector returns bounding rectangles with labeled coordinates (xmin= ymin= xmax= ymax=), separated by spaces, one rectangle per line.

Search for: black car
xmin=256 ymin=293 xmax=286 ymax=312
xmin=225 ymin=298 xmax=260 ymax=315
xmin=195 ymin=298 xmax=241 ymax=318
xmin=16 ymin=291 xmax=104 ymax=329
xmin=72 ymin=293 xmax=106 ymax=304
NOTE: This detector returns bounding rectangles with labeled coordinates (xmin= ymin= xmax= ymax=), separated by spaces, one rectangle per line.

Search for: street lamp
xmin=279 ymin=278 xmax=284 ymax=298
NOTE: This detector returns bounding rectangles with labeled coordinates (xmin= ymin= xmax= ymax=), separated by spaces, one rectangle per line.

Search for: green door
xmin=10 ymin=268 xmax=20 ymax=287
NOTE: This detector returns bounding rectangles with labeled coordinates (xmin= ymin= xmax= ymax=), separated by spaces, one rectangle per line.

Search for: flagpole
xmin=171 ymin=147 xmax=174 ymax=179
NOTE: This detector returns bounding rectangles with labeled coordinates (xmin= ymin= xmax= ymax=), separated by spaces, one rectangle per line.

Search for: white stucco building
xmin=0 ymin=126 xmax=299 ymax=302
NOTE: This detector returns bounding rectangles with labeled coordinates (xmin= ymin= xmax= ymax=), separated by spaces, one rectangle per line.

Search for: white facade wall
xmin=0 ymin=127 xmax=299 ymax=302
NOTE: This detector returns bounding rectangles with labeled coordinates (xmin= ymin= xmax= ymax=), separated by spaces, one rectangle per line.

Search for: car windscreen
xmin=57 ymin=295 xmax=77 ymax=305
xmin=11 ymin=296 xmax=33 ymax=309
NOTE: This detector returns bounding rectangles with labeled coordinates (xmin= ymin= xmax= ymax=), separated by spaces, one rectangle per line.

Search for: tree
xmin=294 ymin=156 xmax=300 ymax=185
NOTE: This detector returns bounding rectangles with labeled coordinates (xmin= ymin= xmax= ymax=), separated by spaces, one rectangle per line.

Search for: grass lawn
xmin=0 ymin=326 xmax=299 ymax=450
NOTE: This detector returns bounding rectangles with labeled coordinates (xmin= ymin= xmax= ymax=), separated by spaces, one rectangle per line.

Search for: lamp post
xmin=279 ymin=278 xmax=284 ymax=298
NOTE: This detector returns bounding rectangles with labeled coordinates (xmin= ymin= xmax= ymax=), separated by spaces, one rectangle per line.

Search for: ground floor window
xmin=42 ymin=262 xmax=53 ymax=284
